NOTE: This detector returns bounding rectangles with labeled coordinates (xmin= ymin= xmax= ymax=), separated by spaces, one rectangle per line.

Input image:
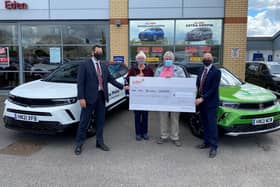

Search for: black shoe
xmin=157 ymin=137 xmax=168 ymax=144
xmin=172 ymin=140 xmax=182 ymax=147
xmin=196 ymin=143 xmax=210 ymax=149
xmin=142 ymin=134 xmax=149 ymax=140
xmin=209 ymin=148 xmax=217 ymax=158
xmin=96 ymin=143 xmax=110 ymax=151
xmin=74 ymin=146 xmax=82 ymax=155
xmin=136 ymin=135 xmax=142 ymax=141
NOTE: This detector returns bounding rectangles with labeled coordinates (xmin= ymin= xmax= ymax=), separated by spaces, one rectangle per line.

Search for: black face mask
xmin=94 ymin=53 xmax=102 ymax=60
xmin=202 ymin=59 xmax=212 ymax=67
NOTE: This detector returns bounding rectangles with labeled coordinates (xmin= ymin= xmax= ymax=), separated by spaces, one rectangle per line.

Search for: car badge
xmin=259 ymin=103 xmax=264 ymax=110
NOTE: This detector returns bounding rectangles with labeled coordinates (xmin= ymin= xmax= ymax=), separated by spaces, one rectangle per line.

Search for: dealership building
xmin=247 ymin=31 xmax=280 ymax=62
xmin=0 ymin=0 xmax=248 ymax=91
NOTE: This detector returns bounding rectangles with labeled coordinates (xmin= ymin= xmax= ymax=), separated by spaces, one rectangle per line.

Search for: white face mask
xmin=137 ymin=61 xmax=145 ymax=65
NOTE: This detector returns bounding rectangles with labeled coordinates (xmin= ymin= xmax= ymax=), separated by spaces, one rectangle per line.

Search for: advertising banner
xmin=175 ymin=20 xmax=222 ymax=45
xmin=130 ymin=20 xmax=174 ymax=46
xmin=0 ymin=47 xmax=10 ymax=68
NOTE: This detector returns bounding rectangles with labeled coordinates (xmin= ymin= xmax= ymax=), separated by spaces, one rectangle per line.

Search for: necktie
xmin=199 ymin=68 xmax=208 ymax=96
xmin=96 ymin=62 xmax=103 ymax=90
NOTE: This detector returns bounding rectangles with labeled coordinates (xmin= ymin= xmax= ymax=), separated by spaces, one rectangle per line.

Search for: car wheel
xmin=86 ymin=113 xmax=96 ymax=138
xmin=188 ymin=112 xmax=204 ymax=138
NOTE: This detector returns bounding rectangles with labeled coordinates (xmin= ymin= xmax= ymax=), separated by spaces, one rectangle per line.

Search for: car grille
xmin=224 ymin=120 xmax=280 ymax=133
xmin=8 ymin=95 xmax=73 ymax=107
xmin=239 ymin=100 xmax=275 ymax=110
xmin=240 ymin=111 xmax=280 ymax=119
xmin=7 ymin=108 xmax=52 ymax=116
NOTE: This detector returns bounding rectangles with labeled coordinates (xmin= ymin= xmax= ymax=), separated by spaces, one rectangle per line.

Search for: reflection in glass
xmin=62 ymin=24 xmax=107 ymax=44
xmin=175 ymin=46 xmax=221 ymax=63
xmin=43 ymin=63 xmax=79 ymax=83
xmin=22 ymin=25 xmax=61 ymax=45
xmin=63 ymin=46 xmax=92 ymax=61
xmin=129 ymin=46 xmax=172 ymax=64
xmin=220 ymin=68 xmax=242 ymax=86
xmin=23 ymin=46 xmax=63 ymax=82
xmin=0 ymin=24 xmax=17 ymax=44
xmin=108 ymin=63 xmax=128 ymax=79
xmin=63 ymin=46 xmax=107 ymax=61
xmin=0 ymin=22 xmax=109 ymax=88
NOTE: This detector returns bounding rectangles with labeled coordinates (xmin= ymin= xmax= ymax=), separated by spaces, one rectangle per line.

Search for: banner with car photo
xmin=175 ymin=20 xmax=222 ymax=45
xmin=130 ymin=20 xmax=174 ymax=46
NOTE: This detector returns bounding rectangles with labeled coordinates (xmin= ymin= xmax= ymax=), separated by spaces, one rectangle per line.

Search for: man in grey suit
xmin=75 ymin=45 xmax=128 ymax=155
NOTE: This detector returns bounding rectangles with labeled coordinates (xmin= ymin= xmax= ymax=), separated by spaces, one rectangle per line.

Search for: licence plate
xmin=14 ymin=113 xmax=38 ymax=122
xmin=252 ymin=117 xmax=273 ymax=125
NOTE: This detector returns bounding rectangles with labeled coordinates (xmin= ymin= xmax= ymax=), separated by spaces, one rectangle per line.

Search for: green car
xmin=177 ymin=62 xmax=280 ymax=137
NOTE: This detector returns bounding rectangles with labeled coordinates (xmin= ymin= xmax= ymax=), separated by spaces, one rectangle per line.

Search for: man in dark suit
xmin=195 ymin=53 xmax=221 ymax=158
xmin=75 ymin=45 xmax=128 ymax=155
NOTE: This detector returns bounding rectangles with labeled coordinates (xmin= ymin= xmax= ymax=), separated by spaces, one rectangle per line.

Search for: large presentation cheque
xmin=129 ymin=77 xmax=196 ymax=113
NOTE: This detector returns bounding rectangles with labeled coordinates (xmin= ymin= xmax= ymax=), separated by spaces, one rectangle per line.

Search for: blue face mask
xmin=164 ymin=60 xmax=173 ymax=67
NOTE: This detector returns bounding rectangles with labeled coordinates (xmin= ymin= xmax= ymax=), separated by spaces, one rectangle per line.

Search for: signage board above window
xmin=5 ymin=0 xmax=28 ymax=10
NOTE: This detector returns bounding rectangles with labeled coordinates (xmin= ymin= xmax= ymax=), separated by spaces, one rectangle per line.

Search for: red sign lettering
xmin=152 ymin=47 xmax=163 ymax=53
xmin=5 ymin=1 xmax=28 ymax=10
xmin=185 ymin=47 xmax=197 ymax=53
xmin=199 ymin=46 xmax=211 ymax=52
xmin=137 ymin=47 xmax=149 ymax=53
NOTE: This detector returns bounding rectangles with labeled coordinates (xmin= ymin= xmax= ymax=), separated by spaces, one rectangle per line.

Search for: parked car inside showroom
xmin=245 ymin=61 xmax=280 ymax=93
xmin=138 ymin=28 xmax=164 ymax=41
xmin=175 ymin=62 xmax=280 ymax=137
xmin=2 ymin=61 xmax=128 ymax=135
xmin=185 ymin=27 xmax=212 ymax=41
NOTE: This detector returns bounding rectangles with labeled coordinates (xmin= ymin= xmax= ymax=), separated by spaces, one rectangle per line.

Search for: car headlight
xmin=220 ymin=101 xmax=240 ymax=109
xmin=8 ymin=93 xmax=16 ymax=102
xmin=51 ymin=97 xmax=78 ymax=105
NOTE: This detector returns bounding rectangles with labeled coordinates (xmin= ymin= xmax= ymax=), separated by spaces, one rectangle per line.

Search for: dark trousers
xmin=134 ymin=111 xmax=148 ymax=136
xmin=200 ymin=105 xmax=218 ymax=149
xmin=76 ymin=91 xmax=106 ymax=147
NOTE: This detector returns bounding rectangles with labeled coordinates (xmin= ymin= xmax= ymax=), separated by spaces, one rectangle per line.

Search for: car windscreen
xmin=268 ymin=64 xmax=280 ymax=74
xmin=108 ymin=63 xmax=127 ymax=79
xmin=43 ymin=63 xmax=78 ymax=83
xmin=220 ymin=68 xmax=242 ymax=86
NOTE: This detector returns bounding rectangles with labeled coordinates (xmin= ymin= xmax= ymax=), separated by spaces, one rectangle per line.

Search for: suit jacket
xmin=77 ymin=59 xmax=123 ymax=104
xmin=196 ymin=65 xmax=221 ymax=108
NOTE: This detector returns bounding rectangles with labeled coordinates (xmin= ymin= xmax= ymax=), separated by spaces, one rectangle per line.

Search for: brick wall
xmin=223 ymin=0 xmax=248 ymax=80
xmin=110 ymin=0 xmax=129 ymax=65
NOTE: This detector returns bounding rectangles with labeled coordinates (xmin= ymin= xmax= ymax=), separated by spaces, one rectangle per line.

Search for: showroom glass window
xmin=129 ymin=19 xmax=223 ymax=67
xmin=0 ymin=23 xmax=19 ymax=90
xmin=21 ymin=22 xmax=109 ymax=83
xmin=175 ymin=20 xmax=223 ymax=64
xmin=62 ymin=23 xmax=108 ymax=61
xmin=22 ymin=24 xmax=62 ymax=82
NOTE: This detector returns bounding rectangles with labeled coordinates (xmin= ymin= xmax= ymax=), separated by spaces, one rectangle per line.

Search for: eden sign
xmin=5 ymin=0 xmax=28 ymax=9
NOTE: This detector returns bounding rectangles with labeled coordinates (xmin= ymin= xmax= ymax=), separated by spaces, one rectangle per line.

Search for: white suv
xmin=3 ymin=61 xmax=128 ymax=135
